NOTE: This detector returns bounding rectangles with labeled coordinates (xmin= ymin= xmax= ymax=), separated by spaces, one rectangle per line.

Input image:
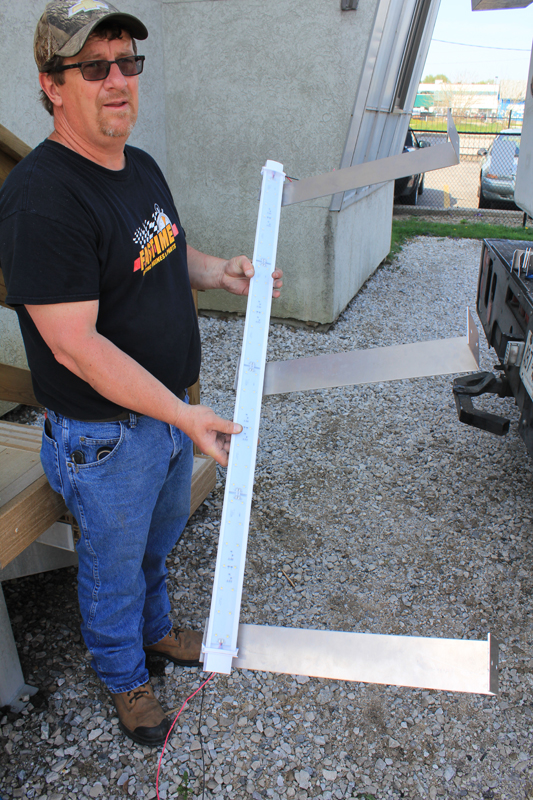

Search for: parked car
xmin=478 ymin=128 xmax=521 ymax=209
xmin=394 ymin=129 xmax=431 ymax=206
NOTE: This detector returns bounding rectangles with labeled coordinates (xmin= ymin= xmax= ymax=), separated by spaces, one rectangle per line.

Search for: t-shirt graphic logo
xmin=68 ymin=0 xmax=109 ymax=16
xmin=133 ymin=204 xmax=179 ymax=275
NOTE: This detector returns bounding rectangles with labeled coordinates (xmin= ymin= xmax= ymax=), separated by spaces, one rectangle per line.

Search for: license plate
xmin=519 ymin=330 xmax=533 ymax=401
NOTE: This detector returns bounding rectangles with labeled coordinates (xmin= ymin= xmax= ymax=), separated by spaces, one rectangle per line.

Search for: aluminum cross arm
xmin=230 ymin=624 xmax=498 ymax=695
xmin=282 ymin=110 xmax=460 ymax=206
xmin=263 ymin=309 xmax=479 ymax=396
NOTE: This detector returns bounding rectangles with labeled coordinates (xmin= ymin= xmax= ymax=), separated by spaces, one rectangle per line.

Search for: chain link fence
xmin=394 ymin=113 xmax=527 ymax=225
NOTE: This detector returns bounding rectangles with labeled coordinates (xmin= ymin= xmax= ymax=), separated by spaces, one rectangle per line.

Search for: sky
xmin=422 ymin=0 xmax=533 ymax=84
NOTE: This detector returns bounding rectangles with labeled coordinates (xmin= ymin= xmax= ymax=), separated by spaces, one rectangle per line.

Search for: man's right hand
xmin=175 ymin=402 xmax=241 ymax=467
xmin=25 ymin=301 xmax=241 ymax=463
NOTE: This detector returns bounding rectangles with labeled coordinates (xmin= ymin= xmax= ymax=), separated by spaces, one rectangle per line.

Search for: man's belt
xmin=80 ymin=388 xmax=187 ymax=423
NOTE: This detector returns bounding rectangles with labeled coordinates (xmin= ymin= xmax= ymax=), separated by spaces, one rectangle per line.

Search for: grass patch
xmin=389 ymin=218 xmax=533 ymax=260
xmin=176 ymin=770 xmax=190 ymax=798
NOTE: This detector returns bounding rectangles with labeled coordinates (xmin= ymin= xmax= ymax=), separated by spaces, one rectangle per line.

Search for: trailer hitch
xmin=453 ymin=371 xmax=512 ymax=436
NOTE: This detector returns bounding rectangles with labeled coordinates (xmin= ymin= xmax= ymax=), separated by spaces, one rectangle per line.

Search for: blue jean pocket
xmin=68 ymin=422 xmax=124 ymax=469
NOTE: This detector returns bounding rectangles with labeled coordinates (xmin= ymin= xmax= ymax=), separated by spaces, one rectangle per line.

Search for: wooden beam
xmin=190 ymin=454 xmax=216 ymax=517
xmin=0 ymin=446 xmax=215 ymax=570
xmin=0 ymin=362 xmax=40 ymax=407
xmin=0 ymin=124 xmax=32 ymax=163
xmin=0 ymin=150 xmax=18 ymax=189
xmin=0 ymin=446 xmax=42 ymax=506
xmin=0 ymin=123 xmax=32 ymax=300
xmin=0 ymin=474 xmax=68 ymax=569
xmin=0 ymin=125 xmax=31 ymax=191
xmin=0 ymin=421 xmax=42 ymax=453
xmin=188 ymin=378 xmax=201 ymax=407
xmin=0 ymin=122 xmax=30 ymax=310
xmin=189 ymin=288 xmax=203 ymax=459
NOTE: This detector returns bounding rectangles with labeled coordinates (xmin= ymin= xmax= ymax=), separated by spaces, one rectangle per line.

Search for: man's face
xmin=50 ymin=31 xmax=139 ymax=145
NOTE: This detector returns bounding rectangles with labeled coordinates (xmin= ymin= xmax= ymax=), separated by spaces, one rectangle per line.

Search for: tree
xmin=433 ymin=83 xmax=481 ymax=115
xmin=422 ymin=73 xmax=450 ymax=84
xmin=499 ymin=80 xmax=526 ymax=103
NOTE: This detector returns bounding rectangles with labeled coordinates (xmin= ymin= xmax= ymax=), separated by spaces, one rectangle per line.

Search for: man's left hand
xmin=187 ymin=245 xmax=283 ymax=297
xmin=219 ymin=255 xmax=283 ymax=298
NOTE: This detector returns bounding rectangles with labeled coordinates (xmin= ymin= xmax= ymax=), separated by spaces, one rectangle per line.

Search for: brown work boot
xmin=111 ymin=681 xmax=170 ymax=746
xmin=144 ymin=628 xmax=202 ymax=667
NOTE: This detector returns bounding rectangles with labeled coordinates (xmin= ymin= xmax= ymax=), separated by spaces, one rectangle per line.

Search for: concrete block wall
xmin=0 ymin=0 xmax=168 ymax=168
xmin=1 ymin=0 xmax=392 ymax=333
xmin=161 ymin=0 xmax=392 ymax=324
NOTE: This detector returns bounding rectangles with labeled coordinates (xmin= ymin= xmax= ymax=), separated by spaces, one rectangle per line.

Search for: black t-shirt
xmin=0 ymin=140 xmax=201 ymax=420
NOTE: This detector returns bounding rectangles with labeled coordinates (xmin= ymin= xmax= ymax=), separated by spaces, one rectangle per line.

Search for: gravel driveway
xmin=1 ymin=236 xmax=532 ymax=800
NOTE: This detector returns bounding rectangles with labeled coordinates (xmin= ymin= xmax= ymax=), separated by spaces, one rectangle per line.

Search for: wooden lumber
xmin=0 ymin=473 xmax=68 ymax=569
xmin=0 ymin=124 xmax=32 ymax=165
xmin=188 ymin=380 xmax=201 ymax=407
xmin=0 ymin=446 xmax=43 ymax=506
xmin=189 ymin=289 xmax=201 ymax=407
xmin=0 ymin=124 xmax=31 ymax=192
xmin=0 ymin=421 xmax=42 ymax=453
xmin=0 ymin=123 xmax=31 ymax=308
xmin=0 ymin=362 xmax=40 ymax=407
xmin=190 ymin=454 xmax=216 ymax=517
xmin=0 ymin=150 xmax=17 ymax=190
xmin=0 ymin=441 xmax=215 ymax=570
xmin=189 ymin=287 xmax=202 ymax=457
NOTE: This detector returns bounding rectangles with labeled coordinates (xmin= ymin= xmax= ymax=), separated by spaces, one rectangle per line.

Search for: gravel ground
xmin=1 ymin=236 xmax=532 ymax=800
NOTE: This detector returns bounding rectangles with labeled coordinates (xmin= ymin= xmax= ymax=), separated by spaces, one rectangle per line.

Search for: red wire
xmin=156 ymin=672 xmax=216 ymax=799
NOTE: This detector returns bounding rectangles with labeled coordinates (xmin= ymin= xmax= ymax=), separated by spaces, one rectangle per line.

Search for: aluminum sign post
xmin=201 ymin=130 xmax=498 ymax=694
xmin=202 ymin=160 xmax=285 ymax=674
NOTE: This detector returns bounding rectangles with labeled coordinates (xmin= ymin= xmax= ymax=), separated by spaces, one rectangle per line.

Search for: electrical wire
xmin=433 ymin=38 xmax=530 ymax=52
xmin=156 ymin=672 xmax=216 ymax=799
xmin=198 ymin=682 xmax=208 ymax=800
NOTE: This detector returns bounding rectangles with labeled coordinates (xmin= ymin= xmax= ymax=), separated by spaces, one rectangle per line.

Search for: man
xmin=0 ymin=0 xmax=282 ymax=747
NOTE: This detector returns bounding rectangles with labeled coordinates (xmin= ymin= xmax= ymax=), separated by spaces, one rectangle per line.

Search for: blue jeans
xmin=41 ymin=409 xmax=193 ymax=694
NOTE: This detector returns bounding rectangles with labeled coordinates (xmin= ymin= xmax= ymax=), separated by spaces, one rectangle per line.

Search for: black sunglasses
xmin=52 ymin=55 xmax=145 ymax=82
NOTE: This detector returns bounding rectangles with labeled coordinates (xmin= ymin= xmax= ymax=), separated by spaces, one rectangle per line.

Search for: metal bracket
xmin=0 ymin=584 xmax=38 ymax=711
xmin=453 ymin=371 xmax=513 ymax=436
xmin=282 ymin=110 xmax=460 ymax=206
xmin=0 ymin=522 xmax=77 ymax=710
xmin=504 ymin=340 xmax=525 ymax=367
xmin=264 ymin=308 xmax=479 ymax=396
xmin=511 ymin=248 xmax=533 ymax=278
xmin=228 ymin=624 xmax=498 ymax=695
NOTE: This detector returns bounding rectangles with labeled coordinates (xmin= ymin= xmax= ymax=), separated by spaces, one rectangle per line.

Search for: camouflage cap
xmin=34 ymin=0 xmax=148 ymax=71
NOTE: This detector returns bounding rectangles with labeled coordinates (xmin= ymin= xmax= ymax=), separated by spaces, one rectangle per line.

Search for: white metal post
xmin=203 ymin=160 xmax=285 ymax=674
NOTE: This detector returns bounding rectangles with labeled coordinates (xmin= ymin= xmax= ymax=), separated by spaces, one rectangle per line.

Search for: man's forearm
xmin=186 ymin=245 xmax=226 ymax=291
xmin=25 ymin=299 xmax=241 ymax=465
xmin=186 ymin=246 xmax=257 ymax=297
xmin=56 ymin=329 xmax=186 ymax=424
xmin=52 ymin=330 xmax=240 ymax=465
